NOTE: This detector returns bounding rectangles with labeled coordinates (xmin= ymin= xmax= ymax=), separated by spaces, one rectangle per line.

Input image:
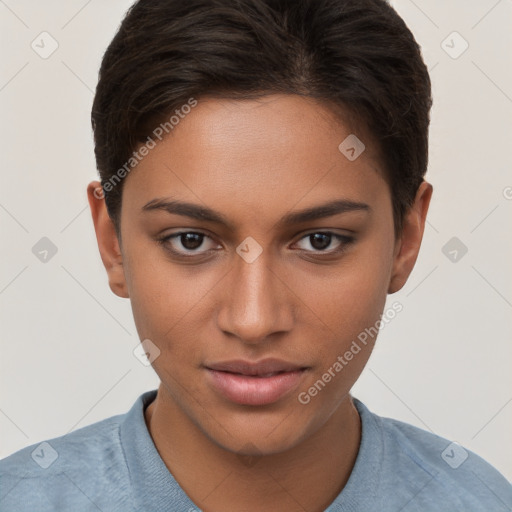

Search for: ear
xmin=388 ymin=181 xmax=433 ymax=294
xmin=87 ymin=181 xmax=129 ymax=298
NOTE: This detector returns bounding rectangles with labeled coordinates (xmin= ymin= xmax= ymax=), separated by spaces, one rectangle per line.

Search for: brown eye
xmin=180 ymin=233 xmax=204 ymax=250
xmin=158 ymin=231 xmax=220 ymax=257
xmin=294 ymin=232 xmax=354 ymax=254
xmin=309 ymin=233 xmax=331 ymax=250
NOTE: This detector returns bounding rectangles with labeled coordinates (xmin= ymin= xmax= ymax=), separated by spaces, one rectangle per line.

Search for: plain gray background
xmin=1 ymin=0 xmax=511 ymax=480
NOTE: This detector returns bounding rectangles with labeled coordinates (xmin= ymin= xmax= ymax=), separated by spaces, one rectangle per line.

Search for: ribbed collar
xmin=120 ymin=390 xmax=382 ymax=512
xmin=119 ymin=389 xmax=199 ymax=511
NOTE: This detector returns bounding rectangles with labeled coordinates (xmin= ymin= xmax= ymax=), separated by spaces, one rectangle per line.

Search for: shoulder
xmin=0 ymin=412 xmax=134 ymax=512
xmin=354 ymin=399 xmax=512 ymax=511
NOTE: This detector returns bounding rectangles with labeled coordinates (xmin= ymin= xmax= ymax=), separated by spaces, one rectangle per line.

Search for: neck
xmin=144 ymin=387 xmax=361 ymax=512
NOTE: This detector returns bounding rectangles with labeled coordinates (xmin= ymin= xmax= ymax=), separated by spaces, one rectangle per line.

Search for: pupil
xmin=311 ymin=233 xmax=330 ymax=250
xmin=182 ymin=233 xmax=203 ymax=250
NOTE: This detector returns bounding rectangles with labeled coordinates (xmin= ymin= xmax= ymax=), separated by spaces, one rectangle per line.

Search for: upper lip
xmin=205 ymin=358 xmax=307 ymax=376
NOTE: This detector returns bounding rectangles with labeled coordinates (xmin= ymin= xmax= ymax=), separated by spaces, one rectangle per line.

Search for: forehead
xmin=122 ymin=94 xmax=389 ymax=226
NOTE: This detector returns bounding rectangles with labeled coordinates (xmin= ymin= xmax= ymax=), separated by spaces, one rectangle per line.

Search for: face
xmin=88 ymin=94 xmax=431 ymax=456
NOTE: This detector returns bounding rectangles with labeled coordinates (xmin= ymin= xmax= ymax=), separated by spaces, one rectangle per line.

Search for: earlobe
xmin=86 ymin=181 xmax=130 ymax=299
xmin=388 ymin=181 xmax=433 ymax=294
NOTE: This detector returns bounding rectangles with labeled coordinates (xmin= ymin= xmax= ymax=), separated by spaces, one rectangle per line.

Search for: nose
xmin=216 ymin=249 xmax=294 ymax=345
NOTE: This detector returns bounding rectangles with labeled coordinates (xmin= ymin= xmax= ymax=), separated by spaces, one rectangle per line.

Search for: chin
xmin=199 ymin=404 xmax=317 ymax=456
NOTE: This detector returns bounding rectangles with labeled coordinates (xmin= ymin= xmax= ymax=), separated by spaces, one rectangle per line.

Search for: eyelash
xmin=157 ymin=231 xmax=355 ymax=259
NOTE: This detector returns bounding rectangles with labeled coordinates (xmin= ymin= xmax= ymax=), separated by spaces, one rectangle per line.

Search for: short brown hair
xmin=91 ymin=0 xmax=432 ymax=237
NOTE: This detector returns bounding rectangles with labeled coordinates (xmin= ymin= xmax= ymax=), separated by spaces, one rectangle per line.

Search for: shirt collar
xmin=119 ymin=389 xmax=200 ymax=511
xmin=120 ymin=391 xmax=382 ymax=512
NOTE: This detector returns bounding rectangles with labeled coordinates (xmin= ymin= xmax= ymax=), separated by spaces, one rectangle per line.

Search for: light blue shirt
xmin=1 ymin=389 xmax=511 ymax=511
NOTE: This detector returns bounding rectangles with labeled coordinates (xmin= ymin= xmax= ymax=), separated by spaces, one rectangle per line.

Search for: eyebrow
xmin=142 ymin=197 xmax=371 ymax=229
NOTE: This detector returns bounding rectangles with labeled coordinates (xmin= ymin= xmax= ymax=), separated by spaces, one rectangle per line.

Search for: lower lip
xmin=206 ymin=368 xmax=307 ymax=406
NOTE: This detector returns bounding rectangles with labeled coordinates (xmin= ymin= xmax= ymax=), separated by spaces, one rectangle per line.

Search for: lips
xmin=206 ymin=358 xmax=306 ymax=376
xmin=205 ymin=358 xmax=309 ymax=405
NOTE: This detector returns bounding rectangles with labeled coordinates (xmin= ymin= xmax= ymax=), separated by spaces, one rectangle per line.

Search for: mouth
xmin=204 ymin=359 xmax=309 ymax=406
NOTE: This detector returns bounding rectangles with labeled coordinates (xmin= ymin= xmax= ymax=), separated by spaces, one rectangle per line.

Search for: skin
xmin=87 ymin=94 xmax=432 ymax=512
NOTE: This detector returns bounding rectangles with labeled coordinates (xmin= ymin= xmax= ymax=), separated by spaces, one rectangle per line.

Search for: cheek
xmin=124 ymin=247 xmax=220 ymax=365
xmin=295 ymin=234 xmax=393 ymax=393
xmin=294 ymin=273 xmax=389 ymax=415
xmin=304 ymin=244 xmax=392 ymax=343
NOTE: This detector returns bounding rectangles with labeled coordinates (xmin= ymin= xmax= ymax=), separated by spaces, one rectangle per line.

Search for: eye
xmin=158 ymin=231 xmax=220 ymax=257
xmin=294 ymin=232 xmax=354 ymax=254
